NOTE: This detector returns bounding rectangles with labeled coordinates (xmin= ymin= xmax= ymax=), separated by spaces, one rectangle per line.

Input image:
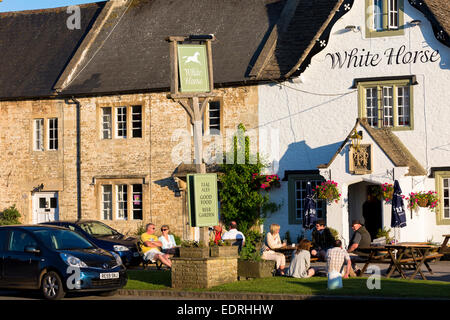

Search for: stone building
xmin=0 ymin=0 xmax=337 ymax=239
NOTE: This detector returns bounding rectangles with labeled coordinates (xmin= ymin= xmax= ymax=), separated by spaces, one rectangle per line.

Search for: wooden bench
xmin=137 ymin=241 xmax=163 ymax=270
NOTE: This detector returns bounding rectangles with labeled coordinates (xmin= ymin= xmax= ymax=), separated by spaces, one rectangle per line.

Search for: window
xmin=207 ymin=101 xmax=221 ymax=135
xmin=388 ymin=0 xmax=399 ymax=29
xmin=358 ymin=79 xmax=413 ymax=130
xmin=435 ymin=171 xmax=450 ymax=225
xmin=198 ymin=100 xmax=222 ymax=135
xmin=100 ymin=104 xmax=144 ymax=140
xmin=99 ymin=183 xmax=143 ymax=221
xmin=288 ymin=174 xmax=326 ymax=225
xmin=8 ymin=231 xmax=37 ymax=252
xmin=132 ymin=184 xmax=143 ymax=220
xmin=116 ymin=184 xmax=128 ymax=220
xmin=102 ymin=185 xmax=113 ymax=220
xmin=34 ymin=119 xmax=44 ymax=151
xmin=131 ymin=105 xmax=142 ymax=138
xmin=116 ymin=106 xmax=127 ymax=138
xmin=365 ymin=0 xmax=404 ymax=38
xmin=48 ymin=118 xmax=58 ymax=150
xmin=102 ymin=107 xmax=112 ymax=139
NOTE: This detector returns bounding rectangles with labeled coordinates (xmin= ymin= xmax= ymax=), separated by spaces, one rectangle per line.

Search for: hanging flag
xmin=391 ymin=180 xmax=407 ymax=228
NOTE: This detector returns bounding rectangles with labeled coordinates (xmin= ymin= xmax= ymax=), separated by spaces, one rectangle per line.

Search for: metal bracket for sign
xmin=386 ymin=168 xmax=395 ymax=181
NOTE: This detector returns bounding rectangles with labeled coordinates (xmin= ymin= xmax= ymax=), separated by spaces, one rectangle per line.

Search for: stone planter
xmin=179 ymin=247 xmax=209 ymax=259
xmin=210 ymin=246 xmax=239 ymax=258
xmin=238 ymin=260 xmax=275 ymax=279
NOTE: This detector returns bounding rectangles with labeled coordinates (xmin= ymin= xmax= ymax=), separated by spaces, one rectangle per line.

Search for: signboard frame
xmin=187 ymin=173 xmax=219 ymax=228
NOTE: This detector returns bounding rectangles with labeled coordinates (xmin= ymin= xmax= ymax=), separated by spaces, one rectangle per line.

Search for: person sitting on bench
xmin=222 ymin=221 xmax=245 ymax=251
xmin=140 ymin=223 xmax=172 ymax=268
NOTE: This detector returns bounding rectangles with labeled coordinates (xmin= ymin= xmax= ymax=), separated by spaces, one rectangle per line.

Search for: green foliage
xmin=173 ymin=234 xmax=181 ymax=246
xmin=135 ymin=224 xmax=147 ymax=236
xmin=0 ymin=205 xmax=21 ymax=225
xmin=239 ymin=230 xmax=264 ymax=261
xmin=376 ymin=227 xmax=392 ymax=243
xmin=180 ymin=240 xmax=206 ymax=248
xmin=218 ymin=124 xmax=280 ymax=235
xmin=209 ymin=239 xmax=232 ymax=247
xmin=328 ymin=227 xmax=339 ymax=240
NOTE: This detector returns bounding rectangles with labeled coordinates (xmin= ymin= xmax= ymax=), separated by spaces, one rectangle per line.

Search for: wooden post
xmin=167 ymin=36 xmax=218 ymax=247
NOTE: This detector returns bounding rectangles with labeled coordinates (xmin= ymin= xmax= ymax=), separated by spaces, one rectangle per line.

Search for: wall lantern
xmin=350 ymin=130 xmax=363 ymax=149
xmin=345 ymin=25 xmax=360 ymax=32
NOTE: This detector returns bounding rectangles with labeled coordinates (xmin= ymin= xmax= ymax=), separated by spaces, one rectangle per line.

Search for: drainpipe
xmin=65 ymin=97 xmax=82 ymax=221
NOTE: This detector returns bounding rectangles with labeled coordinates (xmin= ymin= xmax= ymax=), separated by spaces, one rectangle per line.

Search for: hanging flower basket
xmin=314 ymin=180 xmax=341 ymax=204
xmin=406 ymin=191 xmax=439 ymax=212
xmin=371 ymin=183 xmax=394 ymax=203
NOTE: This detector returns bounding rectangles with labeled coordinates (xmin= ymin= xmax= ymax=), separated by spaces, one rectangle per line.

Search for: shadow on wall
xmin=278 ymin=140 xmax=343 ymax=172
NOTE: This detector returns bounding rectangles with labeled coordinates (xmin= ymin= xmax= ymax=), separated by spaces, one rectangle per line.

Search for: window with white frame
xmin=388 ymin=0 xmax=399 ymax=29
xmin=102 ymin=107 xmax=112 ymax=139
xmin=102 ymin=185 xmax=113 ymax=220
xmin=132 ymin=184 xmax=143 ymax=220
xmin=444 ymin=178 xmax=450 ymax=219
xmin=34 ymin=119 xmax=44 ymax=151
xmin=373 ymin=0 xmax=383 ymax=31
xmin=48 ymin=118 xmax=58 ymax=150
xmin=288 ymin=175 xmax=326 ymax=225
xmin=366 ymin=0 xmax=403 ymax=37
xmin=208 ymin=101 xmax=221 ymax=135
xmin=116 ymin=184 xmax=128 ymax=220
xmin=116 ymin=106 xmax=127 ymax=138
xmin=131 ymin=105 xmax=142 ymax=138
xmin=359 ymin=80 xmax=413 ymax=130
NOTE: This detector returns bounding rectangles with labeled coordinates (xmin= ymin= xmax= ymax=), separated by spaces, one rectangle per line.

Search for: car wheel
xmin=98 ymin=289 xmax=118 ymax=297
xmin=41 ymin=271 xmax=66 ymax=300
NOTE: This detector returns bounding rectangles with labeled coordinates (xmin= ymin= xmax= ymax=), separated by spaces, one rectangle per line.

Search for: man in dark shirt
xmin=348 ymin=219 xmax=372 ymax=275
xmin=311 ymin=219 xmax=335 ymax=261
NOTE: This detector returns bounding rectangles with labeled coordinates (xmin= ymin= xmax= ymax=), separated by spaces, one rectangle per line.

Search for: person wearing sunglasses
xmin=158 ymin=225 xmax=178 ymax=256
xmin=140 ymin=223 xmax=172 ymax=268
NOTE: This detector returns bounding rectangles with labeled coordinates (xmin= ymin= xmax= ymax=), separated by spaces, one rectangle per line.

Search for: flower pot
xmin=418 ymin=199 xmax=428 ymax=207
xmin=179 ymin=247 xmax=209 ymax=259
xmin=238 ymin=260 xmax=275 ymax=279
xmin=210 ymin=246 xmax=239 ymax=258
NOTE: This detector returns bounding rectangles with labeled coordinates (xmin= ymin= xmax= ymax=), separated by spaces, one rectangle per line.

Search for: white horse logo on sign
xmin=183 ymin=52 xmax=201 ymax=65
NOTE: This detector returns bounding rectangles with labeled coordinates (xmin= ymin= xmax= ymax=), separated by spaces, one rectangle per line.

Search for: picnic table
xmin=358 ymin=243 xmax=440 ymax=280
xmin=274 ymin=246 xmax=319 ymax=263
xmin=439 ymin=235 xmax=450 ymax=256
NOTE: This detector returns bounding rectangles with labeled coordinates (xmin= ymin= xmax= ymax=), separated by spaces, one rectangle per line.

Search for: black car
xmin=42 ymin=220 xmax=141 ymax=266
xmin=0 ymin=225 xmax=127 ymax=300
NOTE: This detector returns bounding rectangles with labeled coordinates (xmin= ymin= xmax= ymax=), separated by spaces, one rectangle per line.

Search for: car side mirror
xmin=25 ymin=245 xmax=41 ymax=255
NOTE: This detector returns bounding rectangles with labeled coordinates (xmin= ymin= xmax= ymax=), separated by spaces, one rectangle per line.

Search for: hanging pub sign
xmin=187 ymin=173 xmax=219 ymax=227
xmin=177 ymin=44 xmax=210 ymax=93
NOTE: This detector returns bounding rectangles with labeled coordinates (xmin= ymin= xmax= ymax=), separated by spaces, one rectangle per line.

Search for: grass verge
xmin=125 ymin=270 xmax=450 ymax=299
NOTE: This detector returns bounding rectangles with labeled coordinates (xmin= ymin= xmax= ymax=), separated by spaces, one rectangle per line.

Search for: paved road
xmin=0 ymin=290 xmax=174 ymax=300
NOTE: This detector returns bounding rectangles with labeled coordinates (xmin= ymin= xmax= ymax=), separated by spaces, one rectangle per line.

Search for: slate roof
xmin=318 ymin=119 xmax=427 ymax=177
xmin=60 ymin=0 xmax=288 ymax=96
xmin=249 ymin=0 xmax=343 ymax=80
xmin=423 ymin=0 xmax=450 ymax=36
xmin=0 ymin=2 xmax=106 ymax=99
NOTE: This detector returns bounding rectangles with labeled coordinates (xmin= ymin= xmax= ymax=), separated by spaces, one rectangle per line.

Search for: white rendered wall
xmin=259 ymin=1 xmax=450 ymax=244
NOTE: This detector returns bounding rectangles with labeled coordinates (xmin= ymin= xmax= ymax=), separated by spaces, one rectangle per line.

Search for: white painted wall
xmin=258 ymin=1 xmax=450 ymax=245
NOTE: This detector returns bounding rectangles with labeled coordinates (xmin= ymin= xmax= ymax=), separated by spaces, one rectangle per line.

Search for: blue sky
xmin=0 ymin=0 xmax=100 ymax=12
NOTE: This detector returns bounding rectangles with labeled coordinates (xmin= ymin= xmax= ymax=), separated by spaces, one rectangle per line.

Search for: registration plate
xmin=100 ymin=272 xmax=119 ymax=280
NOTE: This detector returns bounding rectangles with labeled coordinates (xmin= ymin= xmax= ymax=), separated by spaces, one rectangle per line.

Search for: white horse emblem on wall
xmin=182 ymin=52 xmax=201 ymax=65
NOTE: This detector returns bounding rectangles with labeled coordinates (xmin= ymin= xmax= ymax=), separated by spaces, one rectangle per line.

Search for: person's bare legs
xmin=308 ymin=268 xmax=315 ymax=277
xmin=156 ymin=254 xmax=172 ymax=268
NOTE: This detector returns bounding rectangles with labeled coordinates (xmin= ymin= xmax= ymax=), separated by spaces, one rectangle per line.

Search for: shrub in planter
xmin=179 ymin=241 xmax=209 ymax=258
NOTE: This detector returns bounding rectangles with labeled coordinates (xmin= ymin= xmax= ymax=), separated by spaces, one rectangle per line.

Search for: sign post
xmin=167 ymin=35 xmax=218 ymax=246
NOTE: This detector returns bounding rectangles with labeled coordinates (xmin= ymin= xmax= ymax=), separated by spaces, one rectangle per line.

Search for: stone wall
xmin=0 ymin=86 xmax=259 ymax=239
xmin=171 ymin=257 xmax=238 ymax=289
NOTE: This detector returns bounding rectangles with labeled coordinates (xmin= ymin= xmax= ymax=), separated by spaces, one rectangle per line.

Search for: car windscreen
xmin=32 ymin=229 xmax=95 ymax=250
xmin=78 ymin=221 xmax=120 ymax=237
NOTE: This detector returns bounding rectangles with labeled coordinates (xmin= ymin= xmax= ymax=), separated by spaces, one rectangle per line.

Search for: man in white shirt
xmin=222 ymin=221 xmax=245 ymax=248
